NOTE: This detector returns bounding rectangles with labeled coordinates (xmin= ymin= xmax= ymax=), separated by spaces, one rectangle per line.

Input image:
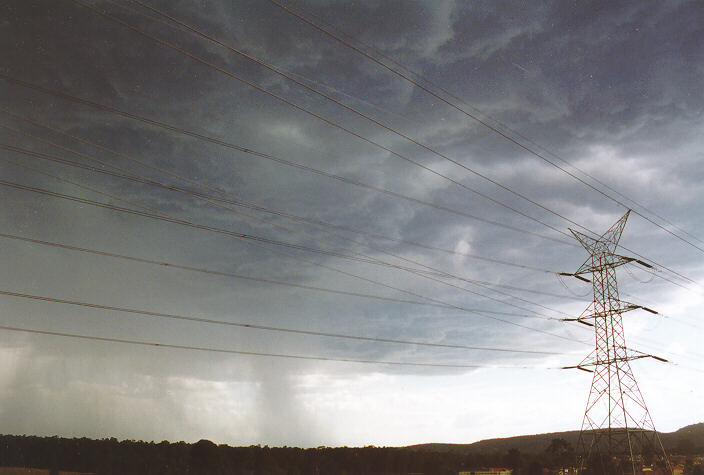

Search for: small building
xmin=459 ymin=469 xmax=513 ymax=475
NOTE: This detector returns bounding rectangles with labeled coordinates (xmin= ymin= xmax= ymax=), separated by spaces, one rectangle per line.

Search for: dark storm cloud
xmin=1 ymin=0 xmax=702 ymax=446
xmin=1 ymin=0 xmax=696 ymax=349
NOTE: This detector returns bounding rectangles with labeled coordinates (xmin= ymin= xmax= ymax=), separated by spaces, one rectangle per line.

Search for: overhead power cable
xmin=268 ymin=0 xmax=704 ymax=255
xmin=2 ymin=131 xmax=692 ymax=300
xmin=1 ymin=103 xmax=587 ymax=311
xmin=62 ymin=2 xmax=699 ymax=288
xmin=0 ymin=232 xmax=444 ymax=310
xmin=1 ymin=140 xmax=575 ymax=312
xmin=1 ymin=149 xmax=578 ymax=318
xmin=0 ymin=77 xmax=570 ymax=246
xmin=1 ymin=89 xmax=691 ymax=294
xmin=131 ymin=0 xmax=704 ymax=260
xmin=118 ymin=1 xmax=609 ymax=303
xmin=130 ymin=0 xmax=596 ymax=241
xmin=0 ymin=231 xmax=549 ymax=319
xmin=277 ymin=0 xmax=703 ymax=248
xmin=0 ymin=179 xmax=589 ymax=344
xmin=0 ymin=108 xmax=568 ymax=282
xmin=0 ymin=141 xmax=558 ymax=280
xmin=71 ymin=0 xmax=580 ymax=242
xmin=0 ymin=289 xmax=558 ymax=355
xmin=0 ymin=125 xmax=570 ymax=307
xmin=4 ymin=150 xmax=579 ymax=320
xmin=0 ymin=109 xmax=694 ymax=300
xmin=0 ymin=155 xmax=400 ymax=269
xmin=5 ymin=153 xmax=570 ymax=308
xmin=0 ymin=325 xmax=548 ymax=369
xmin=1 ymin=123 xmax=694 ymax=311
xmin=1 ymin=139 xmax=556 ymax=276
xmin=0 ymin=144 xmax=540 ymax=315
xmin=9 ymin=149 xmax=690 ymax=314
xmin=2 ymin=132 xmax=684 ymax=307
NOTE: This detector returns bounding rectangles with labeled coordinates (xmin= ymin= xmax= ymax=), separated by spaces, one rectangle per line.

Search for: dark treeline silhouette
xmin=1 ymin=424 xmax=702 ymax=475
xmin=0 ymin=435 xmax=566 ymax=474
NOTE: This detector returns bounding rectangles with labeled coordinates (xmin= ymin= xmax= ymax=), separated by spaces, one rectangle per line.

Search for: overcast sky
xmin=1 ymin=0 xmax=703 ymax=447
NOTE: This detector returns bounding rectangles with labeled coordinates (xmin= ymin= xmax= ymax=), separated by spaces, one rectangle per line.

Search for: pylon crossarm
xmin=566 ymin=355 xmax=645 ymax=368
xmin=568 ymin=352 xmax=668 ymax=369
xmin=561 ymin=317 xmax=595 ymax=327
xmin=573 ymin=254 xmax=637 ymax=275
xmin=562 ymin=303 xmax=599 ymax=325
xmin=562 ymin=364 xmax=594 ymax=372
xmin=630 ymin=304 xmax=658 ymax=314
xmin=633 ymin=259 xmax=654 ymax=269
xmin=562 ymin=302 xmax=648 ymax=325
xmin=558 ymin=271 xmax=591 ymax=283
xmin=624 ymin=348 xmax=669 ymax=363
xmin=619 ymin=301 xmax=658 ymax=314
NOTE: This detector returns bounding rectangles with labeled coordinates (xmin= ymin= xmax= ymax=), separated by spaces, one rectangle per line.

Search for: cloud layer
xmin=0 ymin=0 xmax=702 ymax=446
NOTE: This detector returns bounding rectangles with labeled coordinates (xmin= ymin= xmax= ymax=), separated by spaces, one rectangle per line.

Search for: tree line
xmin=0 ymin=434 xmax=701 ymax=474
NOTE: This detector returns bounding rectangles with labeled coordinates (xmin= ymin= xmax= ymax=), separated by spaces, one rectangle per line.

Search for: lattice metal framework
xmin=562 ymin=211 xmax=671 ymax=474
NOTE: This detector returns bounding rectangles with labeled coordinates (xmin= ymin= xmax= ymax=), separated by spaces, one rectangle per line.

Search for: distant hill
xmin=408 ymin=422 xmax=704 ymax=455
xmin=0 ymin=424 xmax=701 ymax=474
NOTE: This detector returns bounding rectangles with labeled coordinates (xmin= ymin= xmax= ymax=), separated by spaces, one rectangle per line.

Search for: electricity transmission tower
xmin=561 ymin=210 xmax=671 ymax=474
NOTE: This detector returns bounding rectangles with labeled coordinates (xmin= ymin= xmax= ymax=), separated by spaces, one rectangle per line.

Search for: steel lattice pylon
xmin=562 ymin=210 xmax=671 ymax=474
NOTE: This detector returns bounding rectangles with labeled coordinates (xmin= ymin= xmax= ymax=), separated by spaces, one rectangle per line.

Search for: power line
xmin=0 ymin=125 xmax=695 ymax=311
xmin=4 ymin=130 xmax=694 ymax=300
xmin=0 ymin=140 xmax=562 ymax=284
xmin=62 ymin=2 xmax=700 ymax=287
xmin=1 ymin=103 xmax=571 ymax=276
xmin=0 ymin=179 xmax=589 ymax=344
xmin=0 ymin=104 xmax=586 ymax=310
xmin=6 ymin=228 xmax=577 ymax=320
xmin=253 ymin=2 xmax=701 ymax=286
xmin=117 ymin=1 xmax=616 ymax=304
xmin=1 ymin=139 xmax=557 ymax=275
xmin=0 ymin=155 xmax=398 ymax=268
xmin=1 ymin=82 xmax=693 ymax=290
xmin=9 ymin=116 xmax=585 ymax=317
xmin=3 ymin=142 xmax=524 ymax=305
xmin=4 ymin=148 xmax=583 ymax=324
xmin=0 ymin=230 xmax=553 ymax=320
xmin=0 ymin=289 xmax=559 ymax=355
xmin=71 ymin=0 xmax=579 ymax=242
xmin=0 ymin=232 xmax=453 ymax=310
xmin=286 ymin=2 xmax=704 ymax=249
xmin=0 ymin=144 xmax=574 ymax=315
xmin=0 ymin=0 xmax=692 ymax=432
xmin=3 ymin=107 xmax=697 ymax=310
xmin=315 ymin=1 xmax=703 ymax=248
xmin=0 ymin=77 xmax=571 ymax=246
xmin=3 ymin=161 xmax=573 ymax=317
xmin=0 ymin=133 xmax=571 ymax=306
xmin=0 ymin=324 xmax=548 ymax=369
xmin=3 ymin=137 xmax=688 ymax=306
xmin=131 ymin=0 xmax=600 ymax=243
xmin=268 ymin=0 xmax=704 ymax=255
